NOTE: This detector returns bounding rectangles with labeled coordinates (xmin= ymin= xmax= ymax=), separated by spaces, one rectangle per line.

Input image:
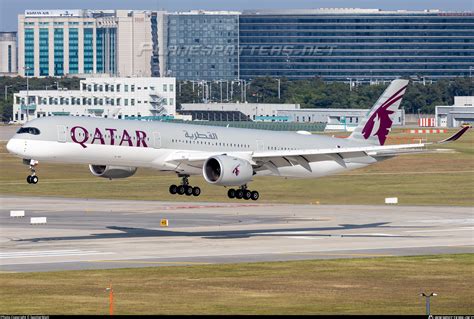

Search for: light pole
xmin=4 ymin=85 xmax=12 ymax=100
xmin=276 ymin=78 xmax=281 ymax=100
xmin=420 ymin=292 xmax=437 ymax=315
xmin=24 ymin=66 xmax=31 ymax=122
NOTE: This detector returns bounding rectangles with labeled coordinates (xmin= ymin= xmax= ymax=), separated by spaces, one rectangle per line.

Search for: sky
xmin=1 ymin=0 xmax=473 ymax=31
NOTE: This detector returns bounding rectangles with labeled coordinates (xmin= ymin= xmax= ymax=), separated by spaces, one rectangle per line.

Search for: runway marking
xmin=416 ymin=219 xmax=474 ymax=225
xmin=88 ymin=260 xmax=210 ymax=265
xmin=289 ymin=252 xmax=394 ymax=257
xmin=0 ymin=249 xmax=115 ymax=259
xmin=405 ymin=227 xmax=474 ymax=233
xmin=285 ymin=236 xmax=326 ymax=240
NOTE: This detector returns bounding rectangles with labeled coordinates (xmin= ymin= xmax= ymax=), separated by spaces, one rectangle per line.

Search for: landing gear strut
xmin=25 ymin=159 xmax=39 ymax=184
xmin=169 ymin=174 xmax=201 ymax=197
xmin=227 ymin=185 xmax=259 ymax=201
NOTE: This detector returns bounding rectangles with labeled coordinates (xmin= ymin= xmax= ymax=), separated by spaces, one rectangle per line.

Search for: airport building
xmin=178 ymin=102 xmax=405 ymax=130
xmin=435 ymin=96 xmax=474 ymax=127
xmin=278 ymin=108 xmax=405 ymax=131
xmin=179 ymin=102 xmax=300 ymax=121
xmin=12 ymin=77 xmax=176 ymax=123
xmin=14 ymin=8 xmax=474 ymax=80
xmin=163 ymin=11 xmax=240 ymax=80
xmin=17 ymin=9 xmax=153 ymax=77
xmin=0 ymin=32 xmax=18 ymax=75
xmin=239 ymin=8 xmax=474 ymax=80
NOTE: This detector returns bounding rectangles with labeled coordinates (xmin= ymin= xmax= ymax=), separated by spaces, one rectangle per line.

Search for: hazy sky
xmin=1 ymin=0 xmax=473 ymax=31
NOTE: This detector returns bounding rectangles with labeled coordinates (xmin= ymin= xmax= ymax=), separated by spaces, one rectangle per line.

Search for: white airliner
xmin=6 ymin=79 xmax=469 ymax=201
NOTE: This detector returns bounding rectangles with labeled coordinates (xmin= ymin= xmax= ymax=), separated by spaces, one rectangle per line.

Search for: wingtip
xmin=438 ymin=125 xmax=470 ymax=144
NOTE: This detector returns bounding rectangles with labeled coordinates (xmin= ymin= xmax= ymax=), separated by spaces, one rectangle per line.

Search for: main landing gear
xmin=169 ymin=175 xmax=201 ymax=197
xmin=25 ymin=159 xmax=39 ymax=184
xmin=227 ymin=185 xmax=259 ymax=201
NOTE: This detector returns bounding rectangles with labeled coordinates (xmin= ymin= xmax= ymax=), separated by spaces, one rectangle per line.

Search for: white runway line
xmin=405 ymin=227 xmax=474 ymax=233
xmin=0 ymin=249 xmax=115 ymax=259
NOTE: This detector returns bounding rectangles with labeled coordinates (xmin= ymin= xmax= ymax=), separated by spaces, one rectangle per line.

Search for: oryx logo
xmin=232 ymin=164 xmax=240 ymax=176
xmin=362 ymin=84 xmax=407 ymax=145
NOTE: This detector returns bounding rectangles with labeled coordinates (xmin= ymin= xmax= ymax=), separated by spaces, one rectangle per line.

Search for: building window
xmin=124 ymin=85 xmax=128 ymax=92
xmin=54 ymin=28 xmax=64 ymax=76
xmin=163 ymin=84 xmax=167 ymax=92
xmin=69 ymin=28 xmax=79 ymax=74
xmin=24 ymin=28 xmax=35 ymax=75
xmin=83 ymin=28 xmax=94 ymax=73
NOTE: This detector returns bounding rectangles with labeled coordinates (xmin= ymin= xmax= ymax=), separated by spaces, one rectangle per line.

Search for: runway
xmin=0 ymin=195 xmax=472 ymax=272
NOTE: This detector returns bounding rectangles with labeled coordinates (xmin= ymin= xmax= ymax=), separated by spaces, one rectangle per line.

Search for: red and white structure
xmin=407 ymin=129 xmax=447 ymax=134
xmin=418 ymin=118 xmax=436 ymax=127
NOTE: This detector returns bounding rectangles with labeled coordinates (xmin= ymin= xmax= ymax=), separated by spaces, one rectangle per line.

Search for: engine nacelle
xmin=203 ymin=155 xmax=253 ymax=186
xmin=89 ymin=165 xmax=137 ymax=179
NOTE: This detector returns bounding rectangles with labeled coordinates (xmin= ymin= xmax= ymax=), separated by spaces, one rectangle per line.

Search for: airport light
xmin=106 ymin=283 xmax=114 ymax=315
xmin=420 ymin=292 xmax=437 ymax=315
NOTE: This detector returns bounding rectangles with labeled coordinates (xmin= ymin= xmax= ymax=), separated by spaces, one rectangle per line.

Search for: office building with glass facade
xmin=164 ymin=11 xmax=240 ymax=80
xmin=17 ymin=9 xmax=149 ymax=77
xmin=15 ymin=8 xmax=474 ymax=80
xmin=239 ymin=8 xmax=474 ymax=80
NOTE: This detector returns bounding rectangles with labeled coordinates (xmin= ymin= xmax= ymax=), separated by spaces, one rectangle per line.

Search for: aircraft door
xmin=256 ymin=139 xmax=264 ymax=151
xmin=57 ymin=125 xmax=67 ymax=142
xmin=153 ymin=132 xmax=162 ymax=148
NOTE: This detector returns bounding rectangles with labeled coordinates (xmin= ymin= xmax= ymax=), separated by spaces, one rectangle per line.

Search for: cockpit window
xmin=16 ymin=127 xmax=41 ymax=135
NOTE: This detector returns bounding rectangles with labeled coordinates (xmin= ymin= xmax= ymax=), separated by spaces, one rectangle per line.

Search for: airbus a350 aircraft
xmin=6 ymin=79 xmax=469 ymax=201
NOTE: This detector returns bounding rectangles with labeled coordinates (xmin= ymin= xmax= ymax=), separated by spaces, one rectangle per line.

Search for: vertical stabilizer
xmin=349 ymin=79 xmax=409 ymax=145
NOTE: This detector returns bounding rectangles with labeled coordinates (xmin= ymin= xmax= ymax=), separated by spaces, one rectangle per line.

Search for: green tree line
xmin=177 ymin=77 xmax=473 ymax=114
xmin=1 ymin=76 xmax=472 ymax=122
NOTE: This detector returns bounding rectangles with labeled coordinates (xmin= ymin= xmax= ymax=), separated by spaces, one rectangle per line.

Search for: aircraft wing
xmin=251 ymin=126 xmax=469 ymax=172
xmin=164 ymin=126 xmax=469 ymax=172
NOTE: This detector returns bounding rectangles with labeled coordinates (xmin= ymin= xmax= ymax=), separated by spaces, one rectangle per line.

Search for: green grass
xmin=0 ymin=254 xmax=472 ymax=315
xmin=0 ymin=129 xmax=473 ymax=205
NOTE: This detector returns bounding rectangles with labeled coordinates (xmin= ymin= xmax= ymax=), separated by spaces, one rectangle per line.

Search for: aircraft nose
xmin=6 ymin=138 xmax=21 ymax=155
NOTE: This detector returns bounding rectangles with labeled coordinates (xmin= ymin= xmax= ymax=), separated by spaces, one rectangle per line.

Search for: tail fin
xmin=349 ymin=79 xmax=409 ymax=146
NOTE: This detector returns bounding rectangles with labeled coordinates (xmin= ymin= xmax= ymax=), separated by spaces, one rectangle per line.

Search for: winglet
xmin=437 ymin=126 xmax=470 ymax=144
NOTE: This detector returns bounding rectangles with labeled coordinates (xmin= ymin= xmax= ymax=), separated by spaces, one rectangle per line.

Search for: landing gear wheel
xmin=227 ymin=189 xmax=236 ymax=199
xmin=243 ymin=190 xmax=252 ymax=200
xmin=192 ymin=187 xmax=201 ymax=197
xmin=169 ymin=184 xmax=177 ymax=194
xmin=185 ymin=185 xmax=193 ymax=196
xmin=251 ymin=191 xmax=259 ymax=201
xmin=235 ymin=189 xmax=244 ymax=199
xmin=31 ymin=176 xmax=38 ymax=184
xmin=27 ymin=175 xmax=32 ymax=184
xmin=177 ymin=185 xmax=186 ymax=195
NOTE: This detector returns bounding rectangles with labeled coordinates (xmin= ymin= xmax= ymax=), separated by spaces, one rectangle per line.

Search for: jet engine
xmin=203 ymin=155 xmax=253 ymax=186
xmin=89 ymin=165 xmax=137 ymax=179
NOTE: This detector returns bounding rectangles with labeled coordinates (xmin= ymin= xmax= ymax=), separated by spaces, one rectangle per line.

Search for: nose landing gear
xmin=25 ymin=159 xmax=39 ymax=184
xmin=169 ymin=174 xmax=201 ymax=197
xmin=227 ymin=185 xmax=259 ymax=201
